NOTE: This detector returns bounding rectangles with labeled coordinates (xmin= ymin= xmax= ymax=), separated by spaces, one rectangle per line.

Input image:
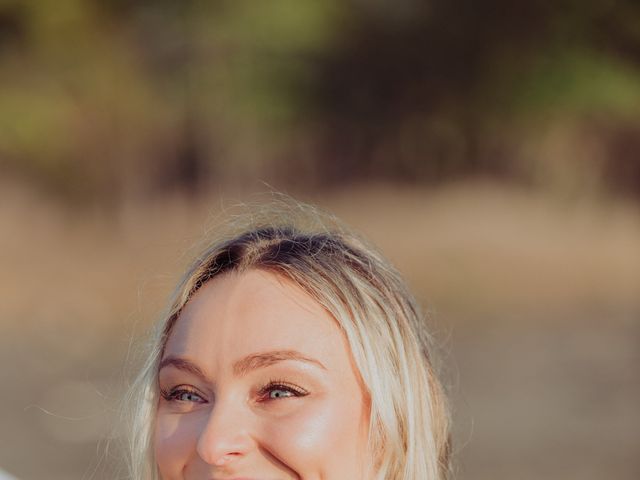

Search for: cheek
xmin=154 ymin=412 xmax=201 ymax=478
xmin=264 ymin=395 xmax=369 ymax=479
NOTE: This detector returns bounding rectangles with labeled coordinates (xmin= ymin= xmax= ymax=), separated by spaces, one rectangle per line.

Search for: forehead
xmin=164 ymin=269 xmax=351 ymax=372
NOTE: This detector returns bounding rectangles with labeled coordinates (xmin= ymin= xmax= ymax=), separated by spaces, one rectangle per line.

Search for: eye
xmin=175 ymin=390 xmax=205 ymax=403
xmin=258 ymin=380 xmax=308 ymax=402
xmin=268 ymin=388 xmax=294 ymax=399
xmin=160 ymin=386 xmax=207 ymax=404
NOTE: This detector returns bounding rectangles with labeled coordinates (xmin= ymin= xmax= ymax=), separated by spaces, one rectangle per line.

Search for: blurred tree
xmin=0 ymin=0 xmax=638 ymax=203
xmin=303 ymin=0 xmax=640 ymax=193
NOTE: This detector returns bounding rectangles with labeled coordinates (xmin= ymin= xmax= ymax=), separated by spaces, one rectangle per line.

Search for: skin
xmin=155 ymin=269 xmax=372 ymax=480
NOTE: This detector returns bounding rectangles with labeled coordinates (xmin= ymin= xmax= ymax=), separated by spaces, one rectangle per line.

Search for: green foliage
xmin=0 ymin=0 xmax=639 ymax=202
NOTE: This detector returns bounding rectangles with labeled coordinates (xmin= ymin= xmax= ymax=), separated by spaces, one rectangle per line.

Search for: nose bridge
xmin=197 ymin=392 xmax=252 ymax=465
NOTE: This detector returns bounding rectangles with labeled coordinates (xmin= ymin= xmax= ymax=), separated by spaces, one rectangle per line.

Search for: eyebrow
xmin=158 ymin=350 xmax=326 ymax=382
xmin=232 ymin=350 xmax=327 ymax=377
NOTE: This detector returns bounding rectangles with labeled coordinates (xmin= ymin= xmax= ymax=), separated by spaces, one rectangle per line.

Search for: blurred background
xmin=0 ymin=0 xmax=639 ymax=479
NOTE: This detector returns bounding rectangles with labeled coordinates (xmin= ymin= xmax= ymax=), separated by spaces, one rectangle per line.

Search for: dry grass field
xmin=0 ymin=180 xmax=638 ymax=480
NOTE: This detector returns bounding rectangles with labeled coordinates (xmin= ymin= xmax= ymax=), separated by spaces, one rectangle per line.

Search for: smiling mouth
xmin=211 ymin=478 xmax=280 ymax=480
xmin=213 ymin=478 xmax=289 ymax=480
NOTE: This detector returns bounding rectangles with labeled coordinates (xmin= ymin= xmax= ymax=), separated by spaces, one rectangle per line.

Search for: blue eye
xmin=176 ymin=391 xmax=204 ymax=402
xmin=268 ymin=388 xmax=294 ymax=399
xmin=161 ymin=387 xmax=206 ymax=404
xmin=260 ymin=380 xmax=308 ymax=401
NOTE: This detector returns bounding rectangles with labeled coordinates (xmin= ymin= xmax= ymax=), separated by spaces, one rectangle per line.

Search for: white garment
xmin=0 ymin=469 xmax=17 ymax=480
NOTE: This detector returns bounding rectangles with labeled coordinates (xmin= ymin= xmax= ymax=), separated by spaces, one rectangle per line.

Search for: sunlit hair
xmin=124 ymin=201 xmax=451 ymax=480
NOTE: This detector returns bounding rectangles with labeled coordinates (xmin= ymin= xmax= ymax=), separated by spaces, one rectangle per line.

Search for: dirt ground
xmin=1 ymin=181 xmax=638 ymax=480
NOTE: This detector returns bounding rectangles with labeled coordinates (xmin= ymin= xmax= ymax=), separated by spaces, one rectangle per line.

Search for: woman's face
xmin=155 ymin=269 xmax=372 ymax=480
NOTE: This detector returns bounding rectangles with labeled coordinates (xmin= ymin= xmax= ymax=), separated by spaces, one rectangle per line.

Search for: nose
xmin=196 ymin=397 xmax=253 ymax=466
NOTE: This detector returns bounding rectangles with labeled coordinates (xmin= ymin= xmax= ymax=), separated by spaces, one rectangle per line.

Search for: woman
xmin=125 ymin=202 xmax=451 ymax=479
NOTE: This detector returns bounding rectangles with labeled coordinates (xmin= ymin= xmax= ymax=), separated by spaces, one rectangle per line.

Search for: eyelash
xmin=160 ymin=386 xmax=205 ymax=404
xmin=258 ymin=378 xmax=309 ymax=401
xmin=159 ymin=379 xmax=309 ymax=404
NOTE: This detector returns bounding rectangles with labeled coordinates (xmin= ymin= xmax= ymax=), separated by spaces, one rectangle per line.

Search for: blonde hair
xmin=124 ymin=202 xmax=451 ymax=480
